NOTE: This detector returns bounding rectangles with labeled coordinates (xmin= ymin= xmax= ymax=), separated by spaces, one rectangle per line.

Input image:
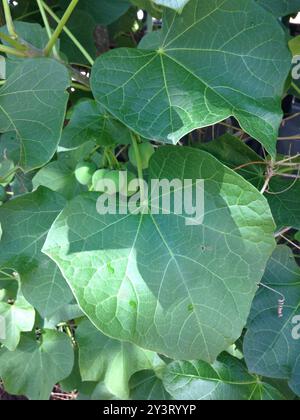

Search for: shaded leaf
xmin=0 ymin=330 xmax=74 ymax=400
xmin=244 ymin=246 xmax=300 ymax=397
xmin=0 ymin=58 xmax=70 ymax=171
xmin=130 ymin=370 xmax=172 ymax=400
xmin=0 ymin=188 xmax=73 ymax=317
xmin=257 ymin=0 xmax=300 ymax=16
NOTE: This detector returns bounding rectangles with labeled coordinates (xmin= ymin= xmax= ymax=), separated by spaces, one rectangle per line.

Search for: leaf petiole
xmin=2 ymin=0 xmax=17 ymax=38
xmin=44 ymin=0 xmax=79 ymax=57
xmin=131 ymin=132 xmax=145 ymax=203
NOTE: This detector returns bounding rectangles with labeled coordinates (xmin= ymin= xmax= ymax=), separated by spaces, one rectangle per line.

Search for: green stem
xmin=2 ymin=0 xmax=17 ymax=38
xmin=0 ymin=165 xmax=18 ymax=183
xmin=36 ymin=0 xmax=59 ymax=59
xmin=71 ymin=82 xmax=91 ymax=92
xmin=41 ymin=0 xmax=94 ymax=66
xmin=0 ymin=44 xmax=27 ymax=57
xmin=131 ymin=132 xmax=145 ymax=203
xmin=292 ymin=81 xmax=300 ymax=96
xmin=44 ymin=0 xmax=79 ymax=57
xmin=0 ymin=30 xmax=26 ymax=50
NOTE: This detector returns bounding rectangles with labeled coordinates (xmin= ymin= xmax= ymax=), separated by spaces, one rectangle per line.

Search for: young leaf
xmin=91 ymin=0 xmax=291 ymax=157
xmin=0 ymin=294 xmax=35 ymax=351
xmin=0 ymin=58 xmax=70 ymax=171
xmin=33 ymin=160 xmax=86 ymax=200
xmin=0 ymin=330 xmax=74 ymax=400
xmin=163 ymin=353 xmax=286 ymax=400
xmin=0 ymin=188 xmax=73 ymax=317
xmin=43 ymin=147 xmax=276 ymax=362
xmin=76 ymin=318 xmax=162 ymax=399
xmin=244 ymin=246 xmax=300 ymax=397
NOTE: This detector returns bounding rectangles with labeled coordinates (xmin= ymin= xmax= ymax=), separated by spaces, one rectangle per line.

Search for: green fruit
xmin=0 ymin=185 xmax=6 ymax=202
xmin=92 ymin=169 xmax=110 ymax=191
xmin=129 ymin=142 xmax=155 ymax=170
xmin=75 ymin=161 xmax=97 ymax=185
xmin=120 ymin=171 xmax=139 ymax=197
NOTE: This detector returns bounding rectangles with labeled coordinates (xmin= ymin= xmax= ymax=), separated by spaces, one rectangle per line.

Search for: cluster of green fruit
xmin=74 ymin=142 xmax=155 ymax=196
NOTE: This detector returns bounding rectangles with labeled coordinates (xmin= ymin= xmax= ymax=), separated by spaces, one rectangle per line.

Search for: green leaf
xmin=0 ymin=293 xmax=35 ymax=351
xmin=244 ymin=246 xmax=300 ymax=397
xmin=163 ymin=353 xmax=286 ymax=400
xmin=0 ymin=330 xmax=74 ymax=400
xmin=0 ymin=188 xmax=73 ymax=317
xmin=44 ymin=146 xmax=275 ymax=362
xmin=33 ymin=160 xmax=86 ymax=200
xmin=0 ymin=58 xmax=70 ymax=171
xmin=76 ymin=318 xmax=162 ymax=399
xmin=91 ymin=0 xmax=291 ymax=157
xmin=257 ymin=0 xmax=300 ymax=16
xmin=130 ymin=370 xmax=172 ymax=400
xmin=197 ymin=134 xmax=265 ymax=189
xmin=61 ymin=99 xmax=132 ymax=150
xmin=196 ymin=135 xmax=300 ymax=230
xmin=267 ymin=177 xmax=300 ymax=230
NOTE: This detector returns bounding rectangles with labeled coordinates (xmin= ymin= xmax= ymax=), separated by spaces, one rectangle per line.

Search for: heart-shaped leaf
xmin=44 ymin=146 xmax=275 ymax=361
xmin=0 ymin=330 xmax=74 ymax=400
xmin=91 ymin=0 xmax=291 ymax=157
xmin=0 ymin=58 xmax=70 ymax=171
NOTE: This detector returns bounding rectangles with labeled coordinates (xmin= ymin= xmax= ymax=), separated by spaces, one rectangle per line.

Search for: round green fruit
xmin=0 ymin=185 xmax=6 ymax=202
xmin=75 ymin=161 xmax=97 ymax=185
xmin=119 ymin=171 xmax=139 ymax=197
xmin=129 ymin=142 xmax=155 ymax=170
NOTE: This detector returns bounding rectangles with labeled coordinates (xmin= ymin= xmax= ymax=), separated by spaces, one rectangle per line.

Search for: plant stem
xmin=44 ymin=0 xmax=79 ymax=57
xmin=71 ymin=82 xmax=91 ymax=92
xmin=131 ymin=132 xmax=145 ymax=203
xmin=36 ymin=0 xmax=59 ymax=59
xmin=41 ymin=0 xmax=94 ymax=66
xmin=2 ymin=0 xmax=17 ymax=38
xmin=292 ymin=81 xmax=300 ymax=96
xmin=0 ymin=44 xmax=27 ymax=57
xmin=0 ymin=30 xmax=26 ymax=50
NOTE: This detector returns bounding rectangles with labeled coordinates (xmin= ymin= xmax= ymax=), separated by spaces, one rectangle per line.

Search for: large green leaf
xmin=61 ymin=99 xmax=131 ymax=149
xmin=0 ymin=58 xmax=70 ymax=171
xmin=44 ymin=146 xmax=275 ymax=361
xmin=91 ymin=0 xmax=291 ymax=157
xmin=163 ymin=354 xmax=286 ymax=400
xmin=0 ymin=188 xmax=73 ymax=317
xmin=244 ymin=246 xmax=300 ymax=397
xmin=257 ymin=0 xmax=300 ymax=16
xmin=0 ymin=293 xmax=35 ymax=351
xmin=76 ymin=318 xmax=162 ymax=399
xmin=0 ymin=330 xmax=74 ymax=400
